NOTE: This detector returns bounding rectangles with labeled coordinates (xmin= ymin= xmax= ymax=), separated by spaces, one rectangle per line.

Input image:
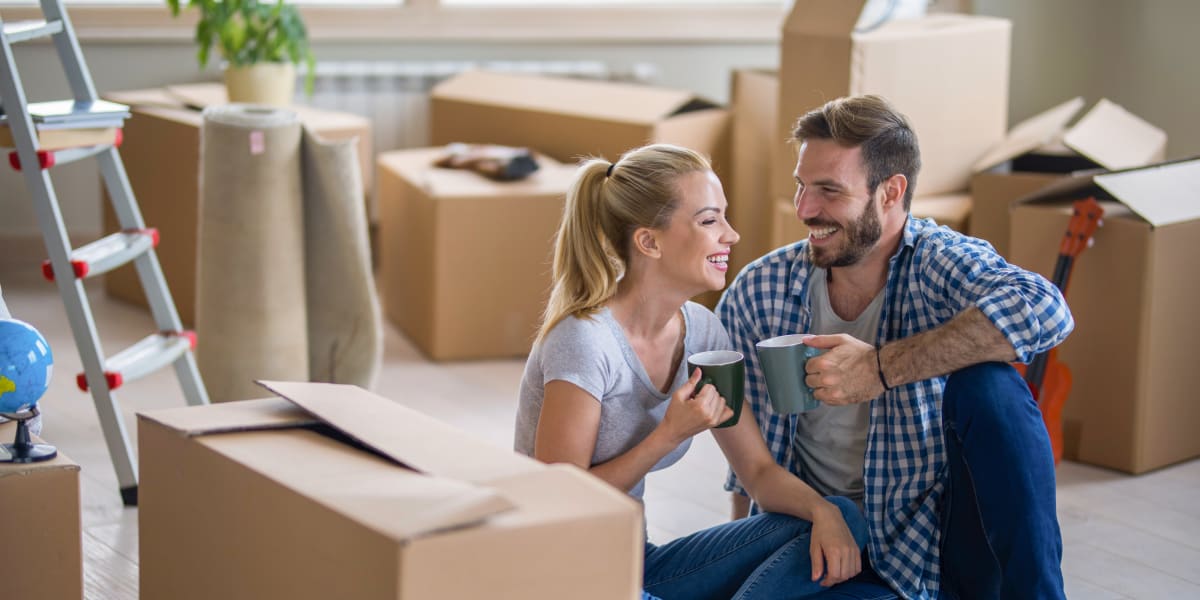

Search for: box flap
xmin=431 ymin=70 xmax=712 ymax=125
xmin=1093 ymin=159 xmax=1200 ymax=227
xmin=197 ymin=426 xmax=515 ymax=541
xmin=137 ymin=397 xmax=318 ymax=436
xmin=165 ymin=83 xmax=228 ymax=110
xmin=259 ymin=381 xmax=544 ymax=482
xmin=102 ymin=87 xmax=188 ymax=110
xmin=1063 ymin=99 xmax=1167 ymax=170
xmin=972 ymin=97 xmax=1085 ymax=172
xmin=784 ymin=0 xmax=865 ymax=35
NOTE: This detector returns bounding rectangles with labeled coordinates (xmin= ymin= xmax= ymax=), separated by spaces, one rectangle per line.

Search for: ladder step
xmin=8 ymin=129 xmax=122 ymax=170
xmin=2 ymin=19 xmax=64 ymax=43
xmin=76 ymin=331 xmax=197 ymax=392
xmin=42 ymin=228 xmax=159 ymax=281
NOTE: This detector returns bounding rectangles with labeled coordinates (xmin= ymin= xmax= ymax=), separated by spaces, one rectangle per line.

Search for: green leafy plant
xmin=167 ymin=0 xmax=316 ymax=95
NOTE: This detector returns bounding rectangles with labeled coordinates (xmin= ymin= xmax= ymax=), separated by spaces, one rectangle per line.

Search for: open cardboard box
xmin=0 ymin=422 xmax=82 ymax=600
xmin=970 ymin=97 xmax=1166 ymax=256
xmin=729 ymin=69 xmax=781 ymax=275
xmin=774 ymin=0 xmax=1010 ymax=200
xmin=1008 ymin=158 xmax=1200 ymax=473
xmin=139 ymin=381 xmax=642 ymax=599
xmin=430 ymin=70 xmax=730 ymax=184
xmin=376 ymin=147 xmax=576 ymax=360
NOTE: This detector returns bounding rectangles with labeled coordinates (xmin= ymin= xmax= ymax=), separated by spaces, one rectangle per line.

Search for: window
xmin=0 ymin=0 xmax=787 ymax=42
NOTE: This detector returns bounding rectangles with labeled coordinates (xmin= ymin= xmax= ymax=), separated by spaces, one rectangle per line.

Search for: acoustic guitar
xmin=1015 ymin=196 xmax=1104 ymax=464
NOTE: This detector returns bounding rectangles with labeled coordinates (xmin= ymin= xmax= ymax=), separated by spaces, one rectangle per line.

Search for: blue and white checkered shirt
xmin=716 ymin=217 xmax=1073 ymax=600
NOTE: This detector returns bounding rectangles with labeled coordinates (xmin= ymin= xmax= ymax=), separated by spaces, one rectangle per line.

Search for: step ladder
xmin=0 ymin=0 xmax=208 ymax=506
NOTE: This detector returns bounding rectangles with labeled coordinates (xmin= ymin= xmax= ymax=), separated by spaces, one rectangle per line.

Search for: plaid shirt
xmin=716 ymin=217 xmax=1073 ymax=600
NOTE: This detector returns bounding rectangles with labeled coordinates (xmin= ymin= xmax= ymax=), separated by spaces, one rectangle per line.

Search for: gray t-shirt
xmin=792 ymin=268 xmax=883 ymax=507
xmin=514 ymin=301 xmax=732 ymax=501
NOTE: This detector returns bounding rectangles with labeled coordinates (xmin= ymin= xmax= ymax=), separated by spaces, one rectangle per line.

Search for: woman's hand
xmin=809 ymin=500 xmax=863 ymax=587
xmin=659 ymin=368 xmax=732 ymax=444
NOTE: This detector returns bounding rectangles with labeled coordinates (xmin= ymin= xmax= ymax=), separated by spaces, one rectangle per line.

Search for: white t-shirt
xmin=514 ymin=301 xmax=732 ymax=501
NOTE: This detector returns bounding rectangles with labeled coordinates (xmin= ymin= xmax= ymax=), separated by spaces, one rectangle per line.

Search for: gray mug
xmin=756 ymin=334 xmax=825 ymax=414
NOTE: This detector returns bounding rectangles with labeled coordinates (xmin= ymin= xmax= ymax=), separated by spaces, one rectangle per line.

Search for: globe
xmin=0 ymin=318 xmax=54 ymax=415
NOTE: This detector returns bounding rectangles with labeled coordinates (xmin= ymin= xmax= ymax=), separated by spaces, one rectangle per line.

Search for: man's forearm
xmin=879 ymin=306 xmax=1016 ymax=388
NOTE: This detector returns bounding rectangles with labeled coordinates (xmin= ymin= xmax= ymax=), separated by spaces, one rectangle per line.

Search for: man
xmin=717 ymin=95 xmax=1070 ymax=600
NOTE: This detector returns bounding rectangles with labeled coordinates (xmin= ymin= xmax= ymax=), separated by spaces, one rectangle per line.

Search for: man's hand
xmin=809 ymin=500 xmax=863 ymax=586
xmin=802 ymin=334 xmax=884 ymax=405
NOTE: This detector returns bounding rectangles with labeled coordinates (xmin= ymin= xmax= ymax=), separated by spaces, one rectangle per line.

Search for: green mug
xmin=756 ymin=334 xmax=825 ymax=414
xmin=686 ymin=350 xmax=745 ymax=429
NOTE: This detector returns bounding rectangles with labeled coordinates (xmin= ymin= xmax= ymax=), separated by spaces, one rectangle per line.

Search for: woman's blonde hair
xmin=536 ymin=143 xmax=711 ymax=343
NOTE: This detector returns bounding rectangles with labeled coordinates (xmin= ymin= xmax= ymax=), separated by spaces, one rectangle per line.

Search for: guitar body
xmin=1017 ymin=353 xmax=1072 ymax=463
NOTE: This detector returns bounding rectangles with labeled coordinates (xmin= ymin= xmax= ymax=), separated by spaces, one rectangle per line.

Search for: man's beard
xmin=807 ymin=195 xmax=883 ymax=269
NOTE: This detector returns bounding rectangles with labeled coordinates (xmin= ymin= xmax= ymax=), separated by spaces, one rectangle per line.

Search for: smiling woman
xmin=0 ymin=0 xmax=787 ymax=42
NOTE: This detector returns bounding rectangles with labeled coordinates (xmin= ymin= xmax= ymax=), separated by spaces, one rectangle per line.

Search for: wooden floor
xmin=2 ymin=258 xmax=1198 ymax=599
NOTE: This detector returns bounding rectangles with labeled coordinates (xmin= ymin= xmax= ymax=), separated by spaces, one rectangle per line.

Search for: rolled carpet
xmin=196 ymin=104 xmax=308 ymax=402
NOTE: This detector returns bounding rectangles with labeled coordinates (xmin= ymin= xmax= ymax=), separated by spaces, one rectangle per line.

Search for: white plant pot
xmin=224 ymin=63 xmax=295 ymax=106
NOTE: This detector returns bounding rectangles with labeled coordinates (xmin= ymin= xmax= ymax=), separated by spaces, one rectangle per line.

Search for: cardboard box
xmin=377 ymin=148 xmax=575 ymax=360
xmin=0 ymin=423 xmax=82 ymax=600
xmin=912 ymin=193 xmax=971 ymax=233
xmin=771 ymin=197 xmax=809 ymax=250
xmin=99 ymin=86 xmax=373 ymax=326
xmin=430 ymin=70 xmax=731 ymax=184
xmin=971 ymin=97 xmax=1167 ymax=256
xmin=730 ymin=69 xmax=781 ymax=274
xmin=1008 ymin=159 xmax=1200 ymax=473
xmin=138 ymin=382 xmax=641 ymax=600
xmin=775 ymin=0 xmax=1011 ymax=200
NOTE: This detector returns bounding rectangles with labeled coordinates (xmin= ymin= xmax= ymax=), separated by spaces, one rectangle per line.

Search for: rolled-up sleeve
xmin=917 ymin=235 xmax=1074 ymax=363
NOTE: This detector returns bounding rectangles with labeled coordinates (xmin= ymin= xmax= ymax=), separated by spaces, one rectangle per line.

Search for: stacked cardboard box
xmin=139 ymin=381 xmax=642 ymax=599
xmin=99 ymin=85 xmax=373 ymax=326
xmin=971 ymin=97 xmax=1166 ymax=257
xmin=430 ymin=70 xmax=730 ymax=185
xmin=1009 ymin=159 xmax=1200 ymax=473
xmin=377 ymin=148 xmax=576 ymax=360
xmin=758 ymin=0 xmax=1010 ymax=253
xmin=0 ymin=423 xmax=82 ymax=600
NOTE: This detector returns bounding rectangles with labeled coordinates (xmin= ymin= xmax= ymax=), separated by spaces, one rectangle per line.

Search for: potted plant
xmin=167 ymin=0 xmax=316 ymax=106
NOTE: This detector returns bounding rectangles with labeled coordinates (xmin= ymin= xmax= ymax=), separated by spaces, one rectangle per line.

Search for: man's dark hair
xmin=792 ymin=95 xmax=921 ymax=210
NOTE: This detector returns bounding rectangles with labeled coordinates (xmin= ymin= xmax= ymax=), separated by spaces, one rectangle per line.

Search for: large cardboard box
xmin=971 ymin=97 xmax=1166 ymax=257
xmin=730 ymin=69 xmax=781 ymax=274
xmin=139 ymin=381 xmax=641 ymax=599
xmin=0 ymin=423 xmax=82 ymax=600
xmin=377 ymin=148 xmax=575 ymax=360
xmin=1009 ymin=159 xmax=1200 ymax=473
xmin=775 ymin=0 xmax=1010 ymax=200
xmin=99 ymin=86 xmax=372 ymax=326
xmin=430 ymin=70 xmax=730 ymax=184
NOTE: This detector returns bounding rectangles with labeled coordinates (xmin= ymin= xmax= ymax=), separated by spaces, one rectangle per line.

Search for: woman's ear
xmin=632 ymin=227 xmax=661 ymax=259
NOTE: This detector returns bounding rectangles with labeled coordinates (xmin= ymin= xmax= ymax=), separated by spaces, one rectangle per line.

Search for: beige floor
xmin=2 ymin=254 xmax=1199 ymax=600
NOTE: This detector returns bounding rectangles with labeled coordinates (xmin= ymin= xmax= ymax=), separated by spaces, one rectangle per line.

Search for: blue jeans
xmin=643 ymin=496 xmax=883 ymax=600
xmin=939 ymin=362 xmax=1066 ymax=600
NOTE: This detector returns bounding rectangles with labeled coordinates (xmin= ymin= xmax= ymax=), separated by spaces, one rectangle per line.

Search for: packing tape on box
xmin=197 ymin=104 xmax=309 ymax=402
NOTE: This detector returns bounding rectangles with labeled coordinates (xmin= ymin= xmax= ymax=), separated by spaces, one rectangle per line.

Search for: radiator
xmin=305 ymin=60 xmax=659 ymax=154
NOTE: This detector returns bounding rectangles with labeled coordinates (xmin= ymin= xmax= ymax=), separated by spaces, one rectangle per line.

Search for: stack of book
xmin=0 ymin=99 xmax=130 ymax=150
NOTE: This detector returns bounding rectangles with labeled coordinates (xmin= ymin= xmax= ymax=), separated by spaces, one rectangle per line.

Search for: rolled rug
xmin=196 ymin=104 xmax=308 ymax=402
xmin=301 ymin=128 xmax=382 ymax=388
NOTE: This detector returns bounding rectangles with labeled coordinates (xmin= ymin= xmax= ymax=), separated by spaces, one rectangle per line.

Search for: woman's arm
xmin=534 ymin=368 xmax=729 ymax=493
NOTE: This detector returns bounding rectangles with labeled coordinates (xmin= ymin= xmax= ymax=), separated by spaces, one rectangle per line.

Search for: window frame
xmin=0 ymin=0 xmax=787 ymax=43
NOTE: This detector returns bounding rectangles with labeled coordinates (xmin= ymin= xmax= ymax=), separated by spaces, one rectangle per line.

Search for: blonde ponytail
xmin=536 ymin=144 xmax=711 ymax=343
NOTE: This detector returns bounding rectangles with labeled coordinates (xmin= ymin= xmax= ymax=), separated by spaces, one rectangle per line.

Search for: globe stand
xmin=0 ymin=407 xmax=57 ymax=463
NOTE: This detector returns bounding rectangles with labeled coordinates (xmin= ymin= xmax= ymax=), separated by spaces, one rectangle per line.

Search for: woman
xmin=514 ymin=144 xmax=869 ymax=599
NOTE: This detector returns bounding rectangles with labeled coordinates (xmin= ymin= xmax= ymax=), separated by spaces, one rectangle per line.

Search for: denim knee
xmin=825 ymin=496 xmax=869 ymax=549
xmin=943 ymin=362 xmax=1031 ymax=427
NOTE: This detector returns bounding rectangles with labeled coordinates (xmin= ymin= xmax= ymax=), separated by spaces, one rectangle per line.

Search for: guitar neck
xmin=1026 ymin=253 xmax=1073 ymax=389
